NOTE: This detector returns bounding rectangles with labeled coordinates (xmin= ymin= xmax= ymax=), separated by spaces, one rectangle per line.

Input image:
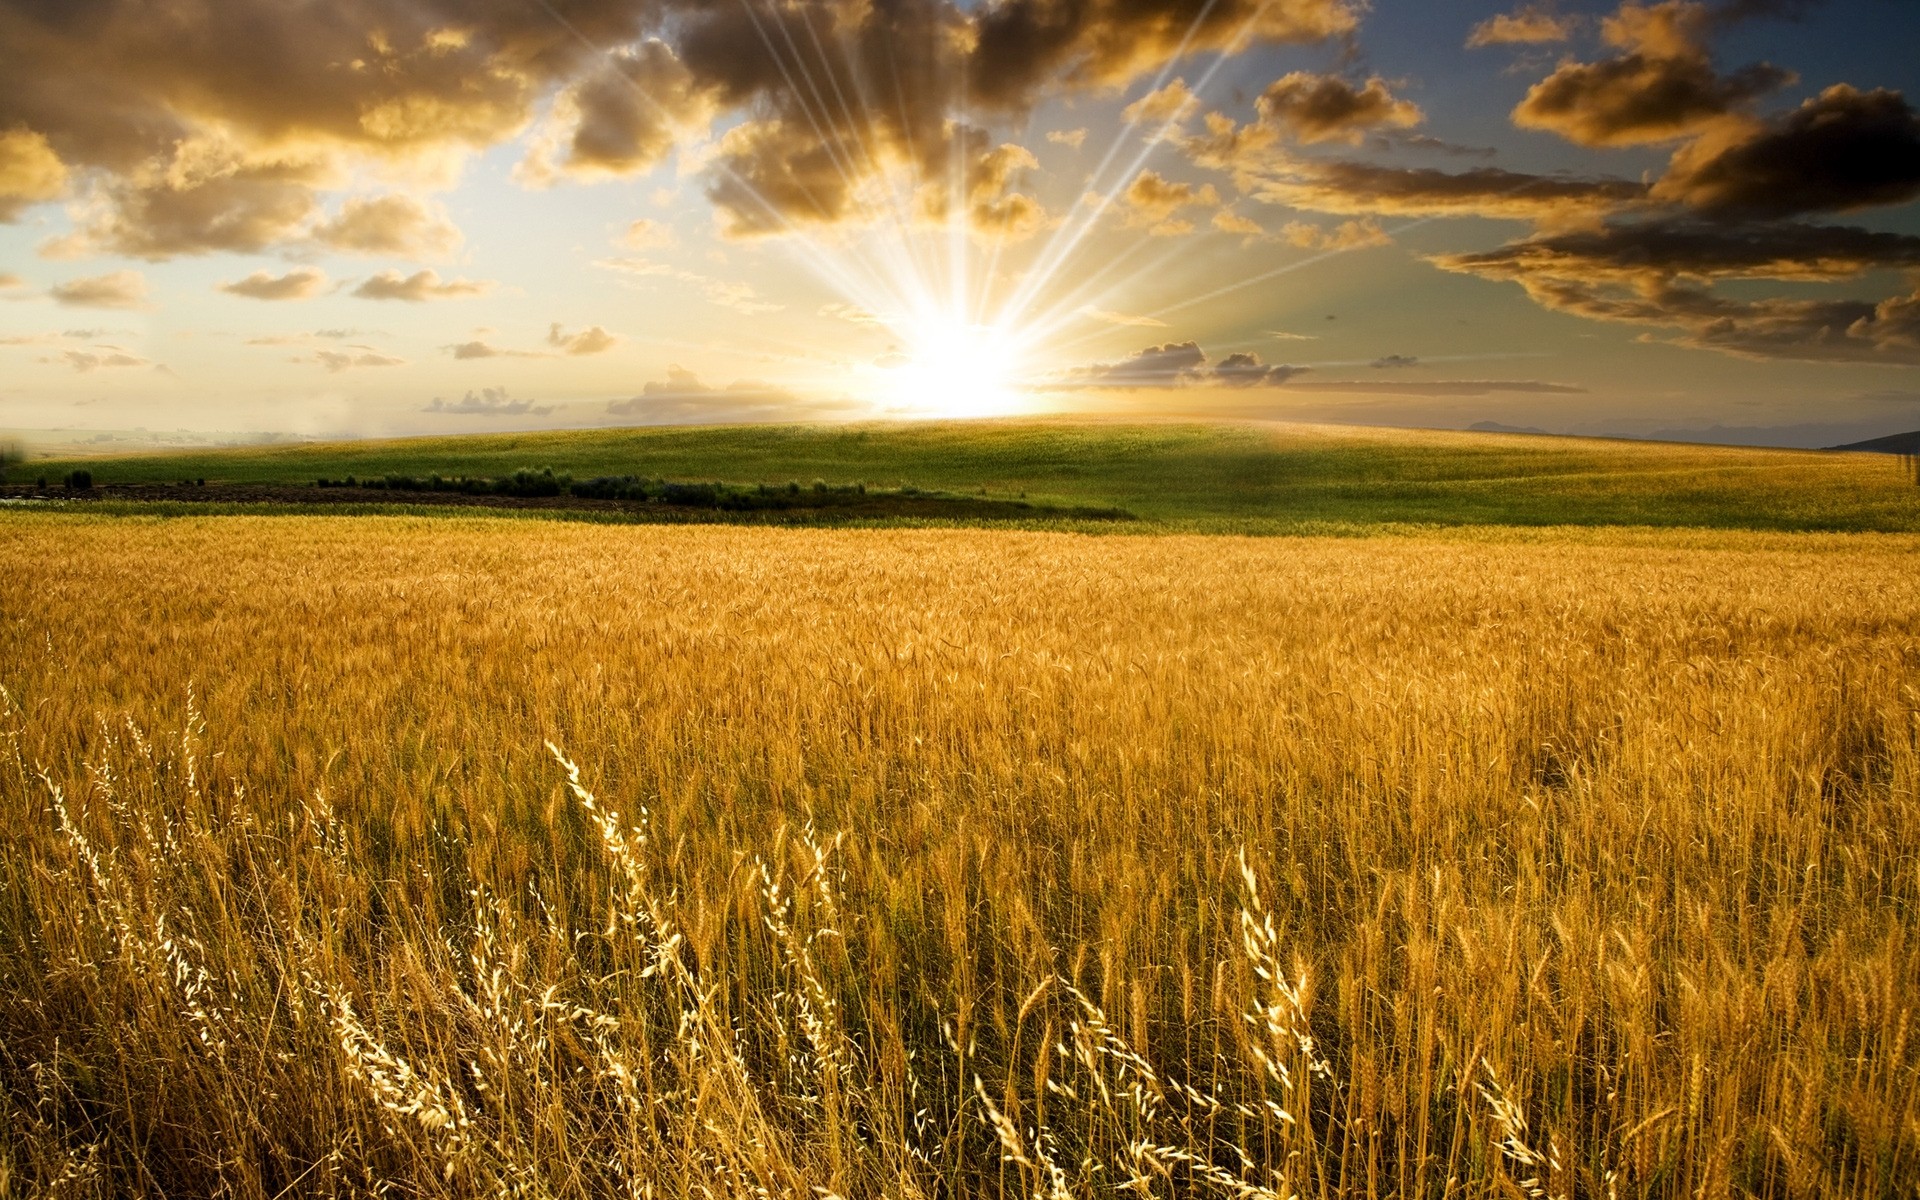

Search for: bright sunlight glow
xmin=876 ymin=313 xmax=1026 ymax=418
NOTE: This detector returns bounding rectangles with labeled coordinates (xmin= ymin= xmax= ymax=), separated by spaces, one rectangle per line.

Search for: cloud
xmin=1281 ymin=218 xmax=1392 ymax=250
xmin=1047 ymin=128 xmax=1089 ymax=148
xmin=1653 ymin=85 xmax=1920 ymax=219
xmin=50 ymin=348 xmax=150 ymax=372
xmin=1122 ymin=79 xmax=1201 ymax=127
xmin=311 ymin=194 xmax=461 ymax=259
xmin=1289 ymin=379 xmax=1589 ymax=395
xmin=50 ymin=270 xmax=149 ymax=309
xmin=1467 ymin=6 xmax=1579 ymax=46
xmin=548 ymin=323 xmax=619 ymax=355
xmin=218 ymin=267 xmax=328 ymax=301
xmin=969 ymin=0 xmax=1360 ymax=106
xmin=1434 ymin=218 xmax=1920 ymax=363
xmin=1212 ymin=209 xmax=1267 ymax=238
xmin=1371 ymin=354 xmax=1420 ymax=368
xmin=0 ymin=272 xmax=22 ymax=288
xmin=0 ymin=127 xmax=68 ymax=219
xmin=1061 ymin=341 xmax=1307 ymax=388
xmin=307 ymin=348 xmax=407 ymax=372
xmin=1118 ymin=170 xmax=1220 ymax=235
xmin=352 ymin=269 xmax=492 ymax=302
xmin=1079 ymin=305 xmax=1168 ymax=328
xmin=444 ymin=340 xmax=547 ymax=360
xmin=518 ymin=40 xmax=717 ymax=186
xmin=1512 ymin=0 xmax=1791 ymax=147
xmin=1255 ymin=73 xmax=1424 ymax=145
xmin=606 ymin=366 xmax=834 ymax=423
xmin=1249 ymin=159 xmax=1647 ymax=224
xmin=425 ymin=386 xmax=555 ymax=416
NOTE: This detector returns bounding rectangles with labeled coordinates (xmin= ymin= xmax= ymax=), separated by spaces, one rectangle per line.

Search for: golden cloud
xmin=218 ymin=267 xmax=329 ymax=301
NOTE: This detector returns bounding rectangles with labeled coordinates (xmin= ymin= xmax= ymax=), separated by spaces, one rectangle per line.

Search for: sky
xmin=3 ymin=0 xmax=1919 ymax=448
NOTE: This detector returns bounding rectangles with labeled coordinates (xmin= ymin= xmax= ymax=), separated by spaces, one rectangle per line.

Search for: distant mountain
xmin=1828 ymin=430 xmax=1920 ymax=453
xmin=1467 ymin=420 xmax=1551 ymax=435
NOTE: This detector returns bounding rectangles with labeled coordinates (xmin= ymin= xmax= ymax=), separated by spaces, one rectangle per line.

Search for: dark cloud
xmin=1512 ymin=0 xmax=1791 ymax=147
xmin=1654 ymin=85 xmax=1920 ymax=219
xmin=218 ymin=267 xmax=328 ymax=301
xmin=1435 ymin=218 xmax=1920 ymax=363
xmin=1250 ymin=158 xmax=1648 ymax=224
xmin=1254 ymin=73 xmax=1423 ymax=145
xmin=425 ymin=386 xmax=554 ymax=416
xmin=520 ymin=40 xmax=715 ymax=185
xmin=1061 ymin=341 xmax=1307 ymax=388
xmin=968 ymin=0 xmax=1360 ymax=108
xmin=1371 ymin=354 xmax=1419 ymax=368
xmin=3 ymin=0 xmax=1355 ymax=250
xmin=1436 ymin=219 xmax=1920 ymax=283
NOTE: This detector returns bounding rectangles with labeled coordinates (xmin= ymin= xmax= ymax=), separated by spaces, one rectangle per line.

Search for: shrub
xmin=64 ymin=469 xmax=92 ymax=491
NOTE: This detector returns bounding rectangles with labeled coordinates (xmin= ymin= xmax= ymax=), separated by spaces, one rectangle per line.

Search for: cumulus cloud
xmin=50 ymin=270 xmax=149 ymax=309
xmin=1255 ymin=73 xmax=1423 ymax=145
xmin=353 ymin=269 xmax=492 ymax=302
xmin=311 ymin=194 xmax=461 ymax=258
xmin=425 ymin=386 xmax=555 ymax=416
xmin=1512 ymin=0 xmax=1791 ymax=147
xmin=519 ymin=40 xmax=717 ymax=186
xmin=1467 ymin=6 xmax=1579 ymax=46
xmin=1048 ymin=127 xmax=1089 ymax=148
xmin=1061 ymin=341 xmax=1307 ymax=388
xmin=0 ymin=127 xmax=68 ymax=219
xmin=218 ymin=267 xmax=328 ymax=301
xmin=1118 ymin=170 xmax=1220 ymax=235
xmin=1122 ymin=79 xmax=1201 ymax=127
xmin=548 ymin=323 xmax=619 ymax=355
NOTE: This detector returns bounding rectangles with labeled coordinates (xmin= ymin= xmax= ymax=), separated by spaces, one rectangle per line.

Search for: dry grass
xmin=1 ymin=512 xmax=1917 ymax=1198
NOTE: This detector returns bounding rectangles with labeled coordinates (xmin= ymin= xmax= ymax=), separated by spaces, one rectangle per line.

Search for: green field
xmin=12 ymin=418 xmax=1920 ymax=532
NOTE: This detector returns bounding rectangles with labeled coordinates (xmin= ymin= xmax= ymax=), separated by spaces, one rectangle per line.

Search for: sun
xmin=876 ymin=313 xmax=1026 ymax=418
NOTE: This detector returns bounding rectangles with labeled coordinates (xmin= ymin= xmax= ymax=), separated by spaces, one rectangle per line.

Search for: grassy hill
xmin=12 ymin=418 xmax=1920 ymax=532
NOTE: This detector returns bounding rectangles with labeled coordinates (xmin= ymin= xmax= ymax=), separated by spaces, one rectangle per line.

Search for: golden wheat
xmin=1 ymin=512 xmax=1916 ymax=1198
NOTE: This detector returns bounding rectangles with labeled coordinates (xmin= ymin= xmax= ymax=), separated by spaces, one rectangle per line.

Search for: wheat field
xmin=1 ymin=513 xmax=1917 ymax=1198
